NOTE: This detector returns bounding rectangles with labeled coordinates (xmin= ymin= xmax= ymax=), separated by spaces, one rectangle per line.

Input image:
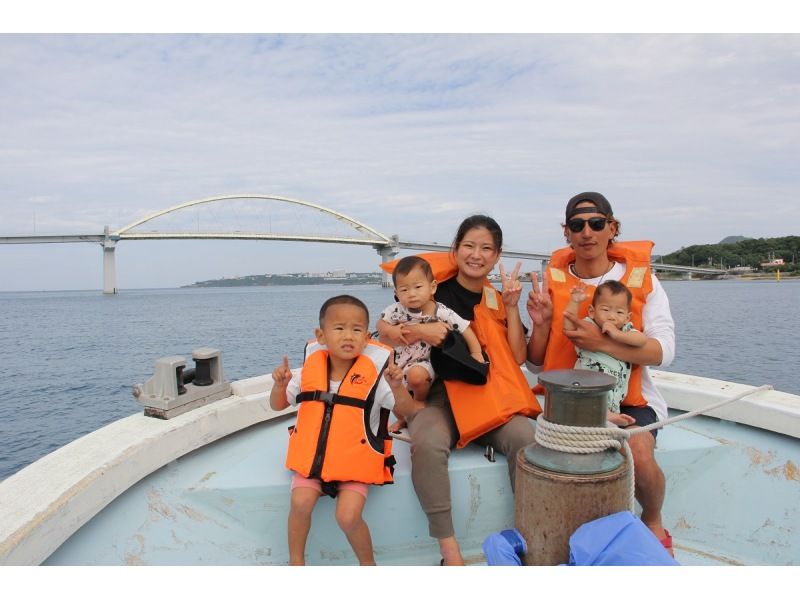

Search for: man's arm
xmin=563 ymin=312 xmax=664 ymax=365
xmin=525 ymin=272 xmax=553 ymax=366
xmin=564 ymin=273 xmax=675 ymax=367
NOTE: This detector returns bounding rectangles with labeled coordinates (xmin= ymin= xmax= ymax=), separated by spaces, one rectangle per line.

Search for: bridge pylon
xmin=103 ymin=225 xmax=117 ymax=295
xmin=376 ymin=236 xmax=400 ymax=288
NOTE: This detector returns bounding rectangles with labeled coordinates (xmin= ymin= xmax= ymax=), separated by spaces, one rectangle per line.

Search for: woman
xmin=378 ymin=214 xmax=541 ymax=565
xmin=526 ymin=191 xmax=676 ymax=555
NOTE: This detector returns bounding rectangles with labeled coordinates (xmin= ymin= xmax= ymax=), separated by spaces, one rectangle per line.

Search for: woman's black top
xmin=435 ymin=277 xmax=483 ymax=321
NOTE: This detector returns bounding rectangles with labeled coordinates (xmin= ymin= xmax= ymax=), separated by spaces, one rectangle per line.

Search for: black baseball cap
xmin=565 ymin=192 xmax=613 ymax=220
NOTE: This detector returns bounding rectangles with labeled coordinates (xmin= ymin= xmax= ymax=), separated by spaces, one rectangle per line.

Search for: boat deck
xmin=44 ymin=410 xmax=512 ymax=565
xmin=43 ymin=405 xmax=799 ymax=565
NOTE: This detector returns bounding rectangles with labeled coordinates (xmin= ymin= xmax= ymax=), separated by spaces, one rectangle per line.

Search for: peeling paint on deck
xmin=123 ymin=534 xmax=146 ymax=566
xmin=176 ymin=504 xmax=207 ymax=522
xmin=747 ymin=447 xmax=776 ymax=467
xmin=199 ymin=471 xmax=217 ymax=484
xmin=674 ymin=517 xmax=694 ymax=530
xmin=466 ymin=474 xmax=481 ymax=533
xmin=763 ymin=460 xmax=799 ymax=482
xmin=146 ymin=488 xmax=176 ymax=521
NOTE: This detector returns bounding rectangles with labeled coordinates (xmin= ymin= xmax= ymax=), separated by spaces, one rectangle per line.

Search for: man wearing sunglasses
xmin=526 ymin=191 xmax=676 ymax=556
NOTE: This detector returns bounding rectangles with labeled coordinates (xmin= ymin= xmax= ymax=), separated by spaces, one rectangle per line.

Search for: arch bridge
xmin=0 ymin=194 xmax=721 ymax=293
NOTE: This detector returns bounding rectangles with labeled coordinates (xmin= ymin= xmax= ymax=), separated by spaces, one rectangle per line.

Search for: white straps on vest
xmin=303 ymin=339 xmax=391 ymax=372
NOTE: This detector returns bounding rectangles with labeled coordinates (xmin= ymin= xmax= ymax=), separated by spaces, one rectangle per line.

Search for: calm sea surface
xmin=1 ymin=279 xmax=798 ymax=480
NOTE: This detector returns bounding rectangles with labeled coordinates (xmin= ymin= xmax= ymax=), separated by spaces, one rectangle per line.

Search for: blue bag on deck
xmin=567 ymin=511 xmax=678 ymax=566
xmin=482 ymin=529 xmax=527 ymax=565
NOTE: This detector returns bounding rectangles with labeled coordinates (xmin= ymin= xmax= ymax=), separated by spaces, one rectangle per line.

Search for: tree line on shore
xmin=660 ymin=236 xmax=799 ymax=272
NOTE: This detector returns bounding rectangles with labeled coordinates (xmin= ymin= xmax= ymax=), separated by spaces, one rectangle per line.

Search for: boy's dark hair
xmin=392 ymin=255 xmax=434 ymax=286
xmin=318 ymin=295 xmax=369 ymax=326
xmin=593 ymin=280 xmax=632 ymax=307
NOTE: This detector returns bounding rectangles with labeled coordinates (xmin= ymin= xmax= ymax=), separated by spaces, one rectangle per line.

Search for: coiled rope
xmin=534 ymin=384 xmax=773 ymax=511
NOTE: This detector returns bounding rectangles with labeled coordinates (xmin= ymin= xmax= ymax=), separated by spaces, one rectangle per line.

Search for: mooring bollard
xmin=514 ymin=369 xmax=631 ymax=566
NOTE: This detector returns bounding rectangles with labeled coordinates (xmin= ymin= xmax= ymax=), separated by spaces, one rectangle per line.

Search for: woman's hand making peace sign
xmin=498 ymin=261 xmax=523 ymax=308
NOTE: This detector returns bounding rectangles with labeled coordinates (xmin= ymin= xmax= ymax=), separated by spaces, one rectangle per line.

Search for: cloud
xmin=0 ymin=33 xmax=798 ymax=290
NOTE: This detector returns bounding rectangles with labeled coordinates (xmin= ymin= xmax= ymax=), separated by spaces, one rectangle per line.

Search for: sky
xmin=1 ymin=9 xmax=799 ymax=291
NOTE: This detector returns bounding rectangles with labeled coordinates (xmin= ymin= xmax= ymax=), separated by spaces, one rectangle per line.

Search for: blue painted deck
xmin=45 ymin=411 xmax=514 ymax=565
xmin=44 ymin=409 xmax=799 ymax=565
xmin=656 ymin=414 xmax=799 ymax=565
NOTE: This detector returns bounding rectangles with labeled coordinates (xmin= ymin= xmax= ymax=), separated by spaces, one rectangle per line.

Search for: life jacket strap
xmin=296 ymin=390 xmax=366 ymax=409
xmin=320 ymin=481 xmax=339 ymax=499
xmin=384 ymin=455 xmax=397 ymax=477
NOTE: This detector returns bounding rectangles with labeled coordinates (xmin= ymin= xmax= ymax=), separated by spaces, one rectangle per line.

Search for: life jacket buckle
xmin=318 ymin=391 xmax=336 ymax=405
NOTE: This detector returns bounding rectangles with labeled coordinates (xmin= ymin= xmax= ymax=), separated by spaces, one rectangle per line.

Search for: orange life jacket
xmin=285 ymin=340 xmax=395 ymax=486
xmin=537 ymin=241 xmax=654 ymax=408
xmin=381 ymin=252 xmax=541 ymax=448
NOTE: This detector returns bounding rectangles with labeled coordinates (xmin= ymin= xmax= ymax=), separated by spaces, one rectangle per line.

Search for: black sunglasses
xmin=567 ymin=217 xmax=609 ymax=233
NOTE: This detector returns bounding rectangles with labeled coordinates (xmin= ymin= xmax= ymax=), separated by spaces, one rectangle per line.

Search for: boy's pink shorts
xmin=291 ymin=473 xmax=368 ymax=499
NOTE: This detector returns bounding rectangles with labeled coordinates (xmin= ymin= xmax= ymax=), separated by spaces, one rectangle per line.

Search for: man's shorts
xmin=291 ymin=473 xmax=368 ymax=499
xmin=620 ymin=405 xmax=659 ymax=438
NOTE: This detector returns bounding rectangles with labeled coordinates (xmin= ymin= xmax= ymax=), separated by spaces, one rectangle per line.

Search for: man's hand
xmin=607 ymin=411 xmax=635 ymax=427
xmin=563 ymin=312 xmax=607 ymax=352
xmin=526 ymin=271 xmax=553 ymax=326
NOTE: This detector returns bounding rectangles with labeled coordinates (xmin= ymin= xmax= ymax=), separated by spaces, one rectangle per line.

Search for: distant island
xmin=185 ymin=236 xmax=800 ymax=287
xmin=183 ymin=271 xmax=383 ymax=288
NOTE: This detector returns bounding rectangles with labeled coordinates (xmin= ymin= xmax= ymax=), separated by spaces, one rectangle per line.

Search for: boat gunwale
xmin=651 ymin=369 xmax=800 ymax=440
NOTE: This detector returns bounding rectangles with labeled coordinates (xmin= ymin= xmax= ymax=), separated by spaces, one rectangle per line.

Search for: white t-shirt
xmin=285 ymin=367 xmax=396 ymax=435
xmin=529 ymin=261 xmax=675 ymax=421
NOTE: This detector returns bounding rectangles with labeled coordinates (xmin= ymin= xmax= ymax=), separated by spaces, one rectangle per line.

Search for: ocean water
xmin=1 ymin=279 xmax=798 ymax=480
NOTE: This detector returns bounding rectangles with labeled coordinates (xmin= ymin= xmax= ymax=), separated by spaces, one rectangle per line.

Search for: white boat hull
xmin=1 ymin=371 xmax=798 ymax=565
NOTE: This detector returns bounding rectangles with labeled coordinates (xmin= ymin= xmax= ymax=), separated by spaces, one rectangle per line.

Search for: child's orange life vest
xmin=285 ymin=340 xmax=396 ymax=485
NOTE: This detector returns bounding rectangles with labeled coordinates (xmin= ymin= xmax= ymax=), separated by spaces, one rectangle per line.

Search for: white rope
xmin=534 ymin=384 xmax=773 ymax=511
